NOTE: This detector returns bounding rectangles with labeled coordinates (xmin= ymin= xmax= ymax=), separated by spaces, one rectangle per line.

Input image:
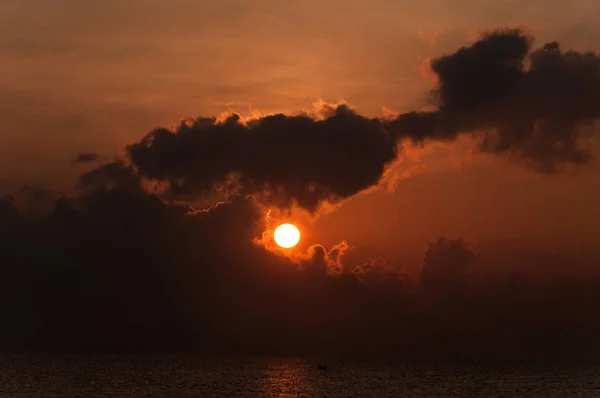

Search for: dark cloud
xmin=2 ymin=182 xmax=600 ymax=360
xmin=394 ymin=28 xmax=600 ymax=173
xmin=300 ymin=241 xmax=350 ymax=276
xmin=0 ymin=195 xmax=20 ymax=229
xmin=126 ymin=106 xmax=399 ymax=213
xmin=72 ymin=152 xmax=102 ymax=163
xmin=78 ymin=161 xmax=140 ymax=191
xmin=352 ymin=257 xmax=409 ymax=288
xmin=6 ymin=185 xmax=59 ymax=218
xmin=421 ymin=237 xmax=475 ymax=291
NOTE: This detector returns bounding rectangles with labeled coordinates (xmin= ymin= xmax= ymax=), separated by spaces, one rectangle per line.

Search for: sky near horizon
xmin=1 ymin=0 xmax=600 ymax=264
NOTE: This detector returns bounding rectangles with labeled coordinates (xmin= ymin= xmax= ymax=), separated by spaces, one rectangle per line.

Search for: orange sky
xmin=1 ymin=0 xmax=600 ymax=266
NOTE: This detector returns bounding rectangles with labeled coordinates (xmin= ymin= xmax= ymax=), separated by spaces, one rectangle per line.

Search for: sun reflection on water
xmin=262 ymin=359 xmax=314 ymax=397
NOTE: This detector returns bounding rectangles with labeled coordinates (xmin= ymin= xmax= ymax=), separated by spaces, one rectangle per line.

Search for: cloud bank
xmin=2 ymin=190 xmax=600 ymax=360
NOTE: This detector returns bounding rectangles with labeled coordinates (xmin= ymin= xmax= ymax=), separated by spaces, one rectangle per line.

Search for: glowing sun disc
xmin=274 ymin=223 xmax=300 ymax=248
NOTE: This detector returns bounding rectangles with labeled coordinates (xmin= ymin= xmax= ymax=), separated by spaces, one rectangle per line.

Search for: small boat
xmin=317 ymin=364 xmax=327 ymax=370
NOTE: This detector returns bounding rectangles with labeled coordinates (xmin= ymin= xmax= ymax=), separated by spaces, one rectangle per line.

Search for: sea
xmin=1 ymin=355 xmax=599 ymax=397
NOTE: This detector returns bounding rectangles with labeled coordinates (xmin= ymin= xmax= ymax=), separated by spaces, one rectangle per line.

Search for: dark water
xmin=1 ymin=355 xmax=600 ymax=397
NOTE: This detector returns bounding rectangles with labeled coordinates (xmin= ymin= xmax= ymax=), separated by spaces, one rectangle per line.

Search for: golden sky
xmin=1 ymin=0 xmax=600 ymax=265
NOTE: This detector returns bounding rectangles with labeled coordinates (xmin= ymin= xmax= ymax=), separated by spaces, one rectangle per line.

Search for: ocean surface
xmin=0 ymin=355 xmax=599 ymax=397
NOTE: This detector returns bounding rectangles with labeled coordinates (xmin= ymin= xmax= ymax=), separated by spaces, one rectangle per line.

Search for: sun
xmin=274 ymin=223 xmax=300 ymax=248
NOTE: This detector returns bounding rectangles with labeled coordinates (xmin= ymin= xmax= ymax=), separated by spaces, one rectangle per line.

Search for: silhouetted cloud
xmin=1 ymin=180 xmax=600 ymax=360
xmin=352 ymin=257 xmax=408 ymax=287
xmin=299 ymin=241 xmax=351 ymax=276
xmin=72 ymin=152 xmax=102 ymax=164
xmin=394 ymin=28 xmax=600 ymax=172
xmin=421 ymin=237 xmax=475 ymax=290
xmin=125 ymin=106 xmax=399 ymax=213
xmin=78 ymin=161 xmax=140 ymax=191
xmin=11 ymin=185 xmax=58 ymax=218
